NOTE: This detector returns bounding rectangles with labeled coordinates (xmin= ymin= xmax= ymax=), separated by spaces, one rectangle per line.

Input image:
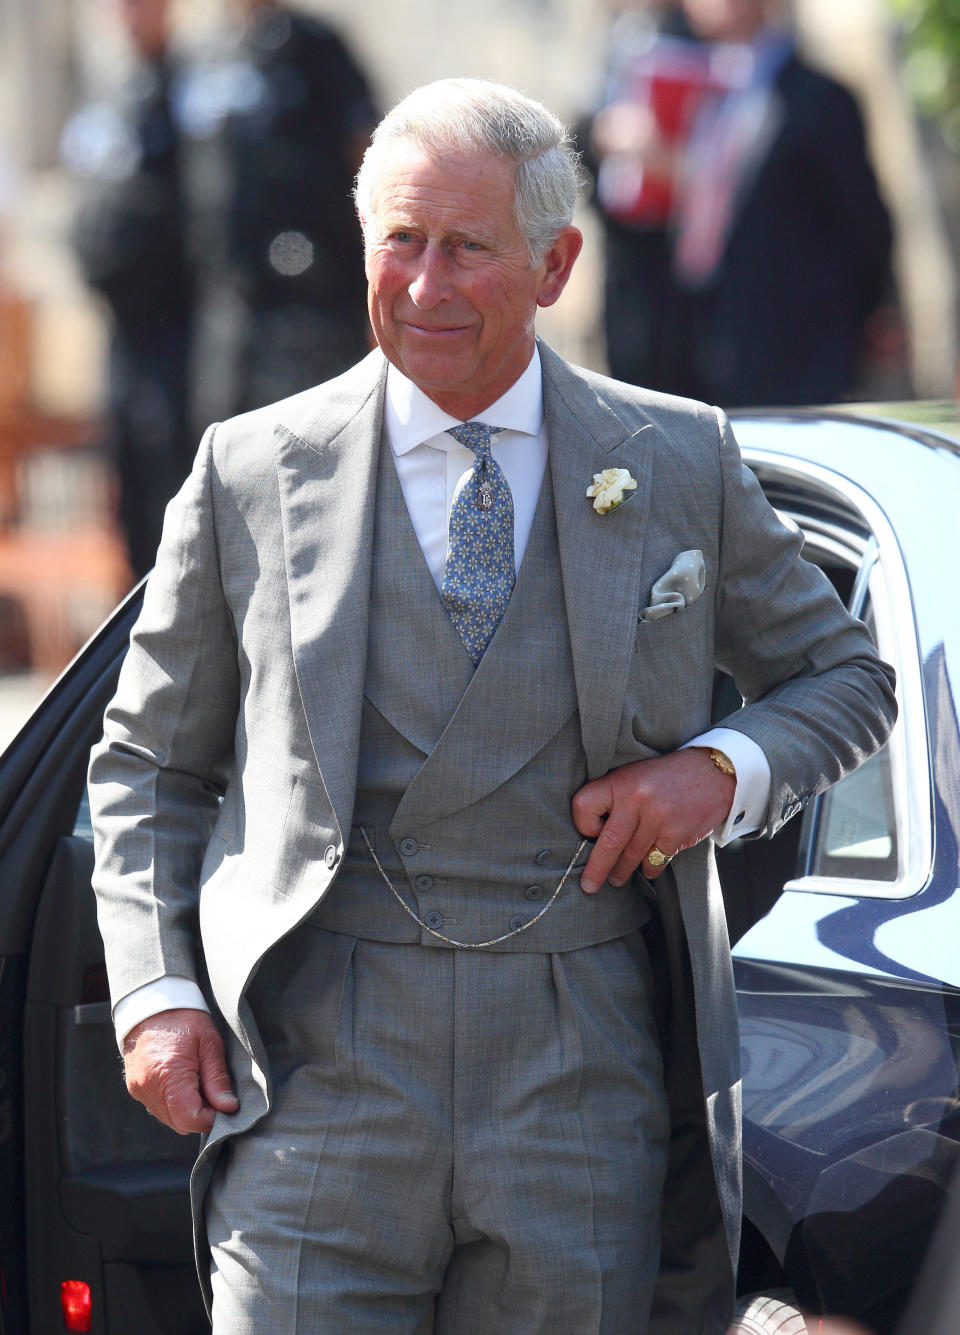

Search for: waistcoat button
xmin=415 ymin=875 xmax=434 ymax=892
xmin=509 ymin=914 xmax=527 ymax=932
xmin=425 ymin=910 xmax=444 ymax=930
xmin=525 ymin=884 xmax=544 ymax=901
xmin=399 ymin=837 xmax=419 ymax=857
xmin=534 ymin=849 xmax=552 ymax=867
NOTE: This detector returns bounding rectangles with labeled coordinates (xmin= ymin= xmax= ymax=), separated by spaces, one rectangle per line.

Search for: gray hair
xmin=354 ymin=78 xmax=582 ymax=266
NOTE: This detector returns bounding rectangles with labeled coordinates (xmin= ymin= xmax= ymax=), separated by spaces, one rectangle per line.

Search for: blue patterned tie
xmin=442 ymin=422 xmax=515 ymax=664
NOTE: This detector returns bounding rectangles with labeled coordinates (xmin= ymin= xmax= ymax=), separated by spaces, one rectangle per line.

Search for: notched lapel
xmin=541 ymin=345 xmax=656 ymax=779
xmin=275 ymin=357 xmax=386 ymax=840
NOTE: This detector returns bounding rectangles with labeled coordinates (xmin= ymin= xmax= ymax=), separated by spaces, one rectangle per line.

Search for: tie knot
xmin=446 ymin=422 xmax=503 ymax=456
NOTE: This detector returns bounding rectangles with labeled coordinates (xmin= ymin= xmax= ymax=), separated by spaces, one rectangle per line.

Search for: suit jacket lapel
xmin=540 ymin=343 xmax=654 ymax=779
xmin=274 ymin=351 xmax=387 ymax=840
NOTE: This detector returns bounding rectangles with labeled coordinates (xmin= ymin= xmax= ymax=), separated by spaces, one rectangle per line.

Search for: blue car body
xmin=729 ymin=406 xmax=960 ymax=1333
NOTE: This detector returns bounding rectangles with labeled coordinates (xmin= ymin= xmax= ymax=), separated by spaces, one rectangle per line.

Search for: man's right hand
xmin=122 ymin=1008 xmax=239 ymax=1135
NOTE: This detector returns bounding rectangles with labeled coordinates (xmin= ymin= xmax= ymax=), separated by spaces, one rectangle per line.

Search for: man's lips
xmin=401 ymin=320 xmax=475 ymax=337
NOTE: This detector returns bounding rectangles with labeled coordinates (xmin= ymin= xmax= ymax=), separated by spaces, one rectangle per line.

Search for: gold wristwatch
xmin=709 ymin=748 xmax=736 ymax=779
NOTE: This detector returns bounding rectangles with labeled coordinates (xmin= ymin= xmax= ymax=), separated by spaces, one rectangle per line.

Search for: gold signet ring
xmin=647 ymin=845 xmax=671 ymax=867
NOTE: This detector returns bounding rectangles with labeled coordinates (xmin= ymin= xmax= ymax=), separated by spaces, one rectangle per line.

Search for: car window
xmin=805 ymin=606 xmax=899 ymax=883
xmin=745 ymin=451 xmax=932 ymax=902
xmin=74 ymin=788 xmax=94 ymax=841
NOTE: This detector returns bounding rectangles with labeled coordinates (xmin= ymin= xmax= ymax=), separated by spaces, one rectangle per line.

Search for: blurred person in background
xmin=198 ymin=0 xmax=378 ymax=414
xmin=579 ymin=1 xmax=697 ymax=390
xmin=64 ymin=0 xmax=196 ymax=581
xmin=584 ymin=0 xmax=892 ymax=408
xmin=671 ymin=0 xmax=892 ymax=406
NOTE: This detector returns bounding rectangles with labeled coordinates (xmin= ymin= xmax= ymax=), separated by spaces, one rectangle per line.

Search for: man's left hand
xmin=572 ymin=749 xmax=736 ymax=893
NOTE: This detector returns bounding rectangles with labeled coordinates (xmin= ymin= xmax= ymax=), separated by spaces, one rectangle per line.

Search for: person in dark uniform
xmin=578 ymin=2 xmax=698 ymax=390
xmin=583 ymin=0 xmax=891 ymax=409
xmin=667 ymin=0 xmax=892 ymax=407
xmin=211 ymin=0 xmax=378 ymax=412
xmin=67 ymin=0 xmax=197 ymax=580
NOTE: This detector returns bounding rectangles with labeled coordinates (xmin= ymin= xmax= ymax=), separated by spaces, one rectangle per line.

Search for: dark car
xmin=0 ymin=405 xmax=957 ymax=1334
xmin=724 ymin=404 xmax=960 ymax=1334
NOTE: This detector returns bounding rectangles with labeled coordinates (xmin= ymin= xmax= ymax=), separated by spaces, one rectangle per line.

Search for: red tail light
xmin=60 ymin=1280 xmax=91 ymax=1332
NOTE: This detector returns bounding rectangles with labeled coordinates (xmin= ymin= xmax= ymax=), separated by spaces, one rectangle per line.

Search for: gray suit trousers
xmin=206 ymin=925 xmax=670 ymax=1334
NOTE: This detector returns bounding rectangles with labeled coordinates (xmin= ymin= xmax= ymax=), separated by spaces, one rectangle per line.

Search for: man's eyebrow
xmin=376 ymin=211 xmax=417 ymax=229
xmin=447 ymin=221 xmax=502 ymax=249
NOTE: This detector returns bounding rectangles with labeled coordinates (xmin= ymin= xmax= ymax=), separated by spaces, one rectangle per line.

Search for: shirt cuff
xmin=681 ymin=727 xmax=771 ymax=846
xmin=113 ymin=976 xmax=210 ymax=1051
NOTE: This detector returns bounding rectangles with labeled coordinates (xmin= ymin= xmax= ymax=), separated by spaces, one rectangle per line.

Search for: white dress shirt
xmin=112 ymin=350 xmax=771 ymax=1043
xmin=385 ymin=348 xmax=548 ymax=587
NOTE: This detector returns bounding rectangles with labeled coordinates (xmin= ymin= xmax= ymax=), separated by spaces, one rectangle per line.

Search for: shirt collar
xmin=384 ymin=348 xmax=544 ymax=457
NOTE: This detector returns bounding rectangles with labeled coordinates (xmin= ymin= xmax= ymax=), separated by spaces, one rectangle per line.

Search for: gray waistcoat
xmin=313 ymin=438 xmax=650 ymax=950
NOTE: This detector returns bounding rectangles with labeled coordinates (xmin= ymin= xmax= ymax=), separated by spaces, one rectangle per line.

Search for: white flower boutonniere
xmin=586 ymin=467 xmax=638 ymax=515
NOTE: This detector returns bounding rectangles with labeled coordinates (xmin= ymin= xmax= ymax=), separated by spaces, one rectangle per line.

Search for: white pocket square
xmin=641 ymin=549 xmax=705 ymax=621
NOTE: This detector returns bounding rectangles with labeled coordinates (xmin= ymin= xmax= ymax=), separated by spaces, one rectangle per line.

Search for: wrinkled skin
xmin=123 ymin=1009 xmax=238 ymax=1135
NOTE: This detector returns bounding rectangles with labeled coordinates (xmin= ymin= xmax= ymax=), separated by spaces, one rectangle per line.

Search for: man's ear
xmin=536 ymin=226 xmax=584 ymax=309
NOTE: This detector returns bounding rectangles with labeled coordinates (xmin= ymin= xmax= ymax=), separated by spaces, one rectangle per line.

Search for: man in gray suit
xmin=89 ymin=78 xmax=896 ymax=1334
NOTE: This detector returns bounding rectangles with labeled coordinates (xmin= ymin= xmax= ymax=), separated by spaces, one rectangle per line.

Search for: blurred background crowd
xmin=0 ymin=0 xmax=959 ymax=730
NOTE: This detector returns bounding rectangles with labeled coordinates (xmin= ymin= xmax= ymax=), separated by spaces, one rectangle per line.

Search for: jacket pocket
xmin=634 ymin=588 xmax=709 ymax=651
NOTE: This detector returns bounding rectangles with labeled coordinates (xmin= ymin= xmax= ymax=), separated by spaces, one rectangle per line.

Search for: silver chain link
xmin=359 ymin=827 xmax=588 ymax=950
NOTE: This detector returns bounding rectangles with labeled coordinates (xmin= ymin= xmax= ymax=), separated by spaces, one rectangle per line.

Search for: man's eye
xmin=460 ymin=240 xmax=483 ymax=252
xmin=391 ymin=232 xmax=414 ymax=244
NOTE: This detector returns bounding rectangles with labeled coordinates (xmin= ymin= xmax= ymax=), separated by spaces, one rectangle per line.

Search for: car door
xmin=725 ymin=427 xmax=960 ymax=1334
xmin=0 ymin=588 xmax=205 ymax=1335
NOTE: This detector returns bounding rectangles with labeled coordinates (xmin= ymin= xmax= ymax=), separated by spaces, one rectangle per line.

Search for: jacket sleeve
xmin=88 ymin=422 xmax=241 ymax=1006
xmin=709 ymin=409 xmax=897 ymax=836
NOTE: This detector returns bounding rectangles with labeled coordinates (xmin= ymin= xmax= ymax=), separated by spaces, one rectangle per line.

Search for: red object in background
xmin=597 ymin=36 xmax=717 ymax=225
xmin=60 ymin=1280 xmax=92 ymax=1332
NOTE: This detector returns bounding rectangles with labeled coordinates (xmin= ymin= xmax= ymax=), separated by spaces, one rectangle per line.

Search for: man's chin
xmin=391 ymin=346 xmax=479 ymax=395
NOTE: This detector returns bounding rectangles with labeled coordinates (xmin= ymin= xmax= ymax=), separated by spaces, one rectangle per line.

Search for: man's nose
xmin=407 ymin=246 xmax=451 ymax=307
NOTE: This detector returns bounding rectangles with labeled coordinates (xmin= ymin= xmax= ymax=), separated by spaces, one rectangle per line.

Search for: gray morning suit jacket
xmin=89 ymin=341 xmax=896 ymax=1325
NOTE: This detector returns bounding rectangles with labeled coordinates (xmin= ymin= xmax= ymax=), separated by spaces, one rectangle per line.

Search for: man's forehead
xmin=373 ymin=187 xmax=503 ymax=235
xmin=369 ymin=141 xmax=517 ymax=210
